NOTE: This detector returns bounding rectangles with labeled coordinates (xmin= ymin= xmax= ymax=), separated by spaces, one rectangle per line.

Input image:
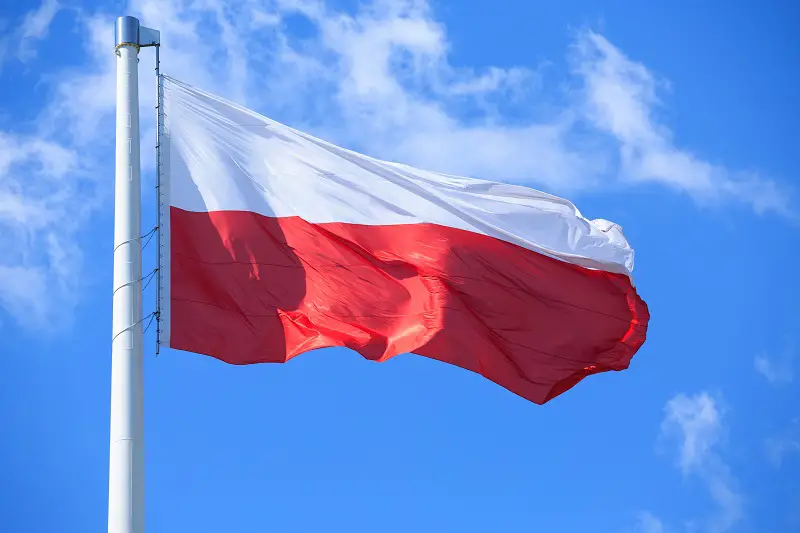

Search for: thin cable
xmin=142 ymin=226 xmax=158 ymax=250
xmin=113 ymin=225 xmax=158 ymax=253
xmin=143 ymin=312 xmax=157 ymax=335
xmin=111 ymin=311 xmax=156 ymax=344
xmin=142 ymin=268 xmax=159 ymax=291
xmin=112 ymin=267 xmax=158 ymax=297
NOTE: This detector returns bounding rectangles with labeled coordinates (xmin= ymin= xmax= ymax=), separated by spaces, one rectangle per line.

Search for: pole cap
xmin=115 ymin=16 xmax=140 ymax=47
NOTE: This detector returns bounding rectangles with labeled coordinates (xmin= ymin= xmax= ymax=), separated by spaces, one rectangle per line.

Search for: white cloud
xmin=0 ymin=0 xmax=63 ymax=67
xmin=1 ymin=0 xmax=792 ymax=325
xmin=0 ymin=266 xmax=49 ymax=327
xmin=755 ymin=355 xmax=792 ymax=384
xmin=43 ymin=13 xmax=117 ymax=145
xmin=659 ymin=393 xmax=743 ymax=533
xmin=0 ymin=131 xmax=91 ymax=328
xmin=766 ymin=437 xmax=800 ymax=467
xmin=18 ymin=0 xmax=62 ymax=60
xmin=572 ymin=31 xmax=789 ymax=215
xmin=634 ymin=511 xmax=666 ymax=533
xmin=663 ymin=392 xmax=722 ymax=473
xmin=766 ymin=419 xmax=800 ymax=467
xmin=755 ymin=345 xmax=794 ymax=384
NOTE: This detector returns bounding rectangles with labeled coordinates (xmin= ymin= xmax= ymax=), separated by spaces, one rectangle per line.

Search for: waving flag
xmin=158 ymin=76 xmax=649 ymax=404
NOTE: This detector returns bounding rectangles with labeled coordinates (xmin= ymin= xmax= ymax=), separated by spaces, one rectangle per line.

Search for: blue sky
xmin=1 ymin=0 xmax=799 ymax=532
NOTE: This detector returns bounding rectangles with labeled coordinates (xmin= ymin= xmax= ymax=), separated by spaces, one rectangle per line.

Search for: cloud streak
xmin=634 ymin=511 xmax=666 ymax=533
xmin=18 ymin=0 xmax=62 ymax=61
xmin=0 ymin=0 xmax=63 ymax=68
xmin=659 ymin=392 xmax=743 ymax=533
xmin=573 ymin=31 xmax=789 ymax=215
xmin=766 ymin=419 xmax=800 ymax=467
xmin=0 ymin=129 xmax=91 ymax=327
xmin=755 ymin=343 xmax=794 ymax=384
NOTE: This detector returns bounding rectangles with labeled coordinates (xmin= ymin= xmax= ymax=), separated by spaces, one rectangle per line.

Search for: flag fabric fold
xmin=158 ymin=76 xmax=649 ymax=404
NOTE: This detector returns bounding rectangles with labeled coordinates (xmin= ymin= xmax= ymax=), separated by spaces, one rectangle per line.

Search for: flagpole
xmin=109 ymin=16 xmax=158 ymax=533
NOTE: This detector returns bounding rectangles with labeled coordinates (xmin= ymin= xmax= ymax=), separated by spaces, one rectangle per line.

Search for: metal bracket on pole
xmin=139 ymin=26 xmax=160 ymax=47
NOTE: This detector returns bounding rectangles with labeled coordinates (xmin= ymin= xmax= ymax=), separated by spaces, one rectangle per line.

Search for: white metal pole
xmin=110 ymin=15 xmax=144 ymax=533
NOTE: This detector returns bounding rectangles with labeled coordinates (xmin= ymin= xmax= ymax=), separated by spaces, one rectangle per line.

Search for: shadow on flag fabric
xmin=157 ymin=75 xmax=649 ymax=405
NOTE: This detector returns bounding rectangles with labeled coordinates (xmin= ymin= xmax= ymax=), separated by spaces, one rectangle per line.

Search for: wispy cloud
xmin=572 ymin=31 xmax=790 ymax=215
xmin=658 ymin=392 xmax=743 ymax=533
xmin=0 ymin=0 xmax=792 ymax=326
xmin=755 ymin=343 xmax=794 ymax=384
xmin=634 ymin=511 xmax=666 ymax=533
xmin=0 ymin=2 xmax=96 ymax=328
xmin=0 ymin=129 xmax=92 ymax=327
xmin=663 ymin=393 xmax=723 ymax=473
xmin=766 ymin=419 xmax=800 ymax=467
xmin=766 ymin=437 xmax=800 ymax=467
xmin=18 ymin=0 xmax=62 ymax=61
xmin=0 ymin=0 xmax=63 ymax=67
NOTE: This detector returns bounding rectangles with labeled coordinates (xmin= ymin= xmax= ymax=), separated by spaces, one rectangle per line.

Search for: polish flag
xmin=158 ymin=77 xmax=649 ymax=404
